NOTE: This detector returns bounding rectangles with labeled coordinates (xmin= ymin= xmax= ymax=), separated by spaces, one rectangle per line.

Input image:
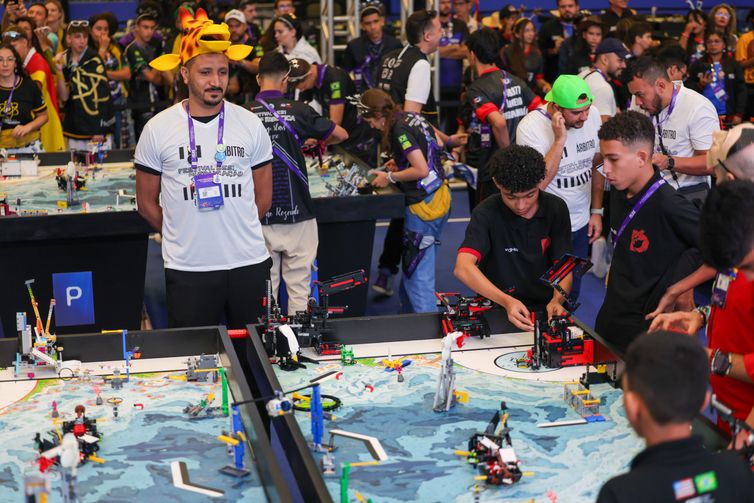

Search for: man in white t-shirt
xmin=626 ymin=55 xmax=720 ymax=205
xmin=135 ymin=9 xmax=273 ymax=328
xmin=579 ymin=38 xmax=629 ymax=122
xmin=516 ymin=74 xmax=604 ymax=302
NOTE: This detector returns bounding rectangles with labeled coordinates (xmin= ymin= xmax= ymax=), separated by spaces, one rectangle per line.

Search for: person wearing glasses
xmin=0 ymin=42 xmax=47 ymax=152
xmin=273 ymin=13 xmax=320 ymax=65
xmin=3 ymin=26 xmax=63 ymax=151
xmin=55 ymin=20 xmax=113 ymax=150
xmin=709 ymin=4 xmax=738 ymax=55
xmin=260 ymin=0 xmax=295 ymax=52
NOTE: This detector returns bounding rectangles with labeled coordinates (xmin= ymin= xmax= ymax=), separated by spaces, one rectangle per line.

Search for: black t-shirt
xmin=460 ymin=68 xmax=535 ymax=180
xmin=0 ymin=76 xmax=44 ymax=130
xmin=595 ymin=170 xmax=701 ymax=353
xmin=249 ymin=90 xmax=335 ymax=225
xmin=124 ymin=40 xmax=162 ymax=110
xmin=439 ymin=17 xmax=469 ymax=89
xmin=377 ymin=45 xmax=438 ymax=125
xmin=342 ymin=34 xmax=403 ymax=93
xmin=538 ymin=17 xmax=574 ymax=83
xmin=228 ymin=37 xmax=264 ymax=106
xmin=312 ymin=64 xmax=358 ymax=131
xmin=600 ymin=9 xmax=635 ymax=34
xmin=459 ymin=191 xmax=572 ymax=307
xmin=61 ymin=48 xmax=114 ymax=138
xmin=597 ymin=436 xmax=754 ymax=503
xmin=390 ymin=112 xmax=443 ymax=205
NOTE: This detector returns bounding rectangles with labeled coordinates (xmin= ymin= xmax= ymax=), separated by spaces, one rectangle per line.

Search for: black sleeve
xmin=685 ymin=61 xmax=704 ymax=92
xmin=295 ymin=104 xmax=337 ymax=141
xmin=391 ymin=121 xmax=423 ymax=158
xmin=29 ymin=80 xmax=45 ymax=113
xmin=342 ymin=41 xmax=357 ymax=71
xmin=665 ymin=193 xmax=701 ymax=249
xmin=458 ymin=19 xmax=470 ymax=41
xmin=732 ymin=62 xmax=747 ymax=116
xmin=459 ymin=206 xmax=491 ymax=262
xmin=549 ymin=196 xmax=574 ymax=262
xmin=595 ymin=482 xmax=621 ymax=503
xmin=538 ymin=20 xmax=556 ymax=51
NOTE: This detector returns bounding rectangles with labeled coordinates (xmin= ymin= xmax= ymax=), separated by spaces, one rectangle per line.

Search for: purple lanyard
xmin=588 ymin=67 xmax=610 ymax=83
xmin=613 ymin=178 xmax=666 ymax=250
xmin=499 ymin=70 xmax=508 ymax=110
xmin=536 ymin=107 xmax=552 ymax=120
xmin=185 ymin=100 xmax=225 ymax=171
xmin=356 ymin=55 xmax=374 ymax=87
xmin=1 ymin=76 xmax=18 ymax=125
xmin=256 ymin=98 xmax=308 ymax=185
xmin=654 ymin=85 xmax=678 ymax=129
xmin=257 ymin=98 xmax=303 ymax=145
xmin=316 ymin=64 xmax=327 ymax=88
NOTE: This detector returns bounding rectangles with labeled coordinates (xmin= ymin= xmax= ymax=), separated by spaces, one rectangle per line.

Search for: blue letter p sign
xmin=52 ymin=271 xmax=95 ymax=326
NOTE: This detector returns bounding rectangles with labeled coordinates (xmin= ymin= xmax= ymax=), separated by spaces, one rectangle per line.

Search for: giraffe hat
xmin=149 ymin=7 xmax=252 ymax=71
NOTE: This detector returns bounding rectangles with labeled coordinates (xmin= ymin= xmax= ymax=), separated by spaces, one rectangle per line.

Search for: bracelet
xmin=590 ymin=208 xmax=604 ymax=216
xmin=695 ymin=305 xmax=711 ymax=326
xmin=387 ymin=171 xmax=397 ymax=184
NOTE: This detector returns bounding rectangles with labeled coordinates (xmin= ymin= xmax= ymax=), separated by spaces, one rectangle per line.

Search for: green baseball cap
xmin=544 ymin=75 xmax=594 ymax=109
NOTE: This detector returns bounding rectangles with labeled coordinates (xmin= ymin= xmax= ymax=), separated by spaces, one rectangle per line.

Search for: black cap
xmin=287 ymin=58 xmax=311 ymax=83
xmin=499 ymin=4 xmax=520 ymax=19
xmin=595 ymin=38 xmax=630 ymax=58
xmin=361 ymin=1 xmax=384 ymax=19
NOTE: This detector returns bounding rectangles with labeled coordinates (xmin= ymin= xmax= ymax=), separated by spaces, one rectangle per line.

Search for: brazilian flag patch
xmin=330 ymin=81 xmax=341 ymax=99
xmin=694 ymin=471 xmax=718 ymax=494
xmin=399 ymin=134 xmax=412 ymax=151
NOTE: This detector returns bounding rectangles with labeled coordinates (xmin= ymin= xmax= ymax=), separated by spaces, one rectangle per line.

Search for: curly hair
xmin=598 ymin=110 xmax=655 ymax=152
xmin=490 ymin=145 xmax=546 ymax=193
xmin=700 ymin=180 xmax=754 ymax=271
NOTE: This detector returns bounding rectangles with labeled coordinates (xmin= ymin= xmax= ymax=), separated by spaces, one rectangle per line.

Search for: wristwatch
xmin=387 ymin=171 xmax=397 ymax=184
xmin=590 ymin=208 xmax=604 ymax=216
xmin=667 ymin=156 xmax=675 ymax=171
xmin=710 ymin=348 xmax=732 ymax=377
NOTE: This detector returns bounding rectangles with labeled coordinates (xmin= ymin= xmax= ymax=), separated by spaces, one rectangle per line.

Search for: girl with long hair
xmin=503 ymin=18 xmax=551 ymax=94
xmin=359 ymin=88 xmax=466 ymax=313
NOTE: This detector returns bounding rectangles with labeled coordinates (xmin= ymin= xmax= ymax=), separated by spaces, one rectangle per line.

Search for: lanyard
xmin=587 ymin=67 xmax=609 ymax=83
xmin=316 ymin=63 xmax=327 ymax=88
xmin=499 ymin=70 xmax=508 ymax=111
xmin=613 ymin=178 xmax=666 ymax=250
xmin=256 ymin=97 xmax=309 ymax=185
xmin=356 ymin=54 xmax=375 ymax=87
xmin=653 ymin=85 xmax=678 ymax=129
xmin=536 ymin=107 xmax=552 ymax=120
xmin=185 ymin=100 xmax=225 ymax=171
xmin=1 ymin=76 xmax=18 ymax=125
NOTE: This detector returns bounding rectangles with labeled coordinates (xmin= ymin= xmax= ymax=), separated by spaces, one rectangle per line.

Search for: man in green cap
xmin=516 ymin=74 xmax=604 ymax=303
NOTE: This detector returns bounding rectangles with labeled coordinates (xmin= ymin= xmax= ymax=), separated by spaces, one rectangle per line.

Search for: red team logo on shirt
xmin=629 ymin=229 xmax=650 ymax=253
xmin=541 ymin=237 xmax=551 ymax=254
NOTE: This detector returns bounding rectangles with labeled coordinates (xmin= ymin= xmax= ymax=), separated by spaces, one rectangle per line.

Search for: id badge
xmin=418 ymin=169 xmax=442 ymax=194
xmin=480 ymin=123 xmax=491 ymax=149
xmin=713 ymin=84 xmax=728 ymax=102
xmin=711 ymin=269 xmax=736 ymax=308
xmin=194 ymin=173 xmax=224 ymax=210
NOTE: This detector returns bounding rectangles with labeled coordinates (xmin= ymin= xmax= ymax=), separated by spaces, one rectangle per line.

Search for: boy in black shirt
xmin=249 ymin=53 xmax=348 ymax=314
xmin=455 ymin=145 xmax=572 ymax=331
xmin=342 ymin=2 xmax=403 ymax=93
xmin=289 ymin=58 xmax=377 ymax=164
xmin=597 ymin=331 xmax=754 ymax=503
xmin=123 ymin=13 xmax=163 ymax=141
xmin=460 ymin=28 xmax=539 ymax=204
xmin=595 ymin=111 xmax=702 ymax=353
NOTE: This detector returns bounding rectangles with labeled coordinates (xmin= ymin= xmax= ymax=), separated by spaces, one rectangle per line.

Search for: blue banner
xmin=52 ymin=271 xmax=95 ymax=327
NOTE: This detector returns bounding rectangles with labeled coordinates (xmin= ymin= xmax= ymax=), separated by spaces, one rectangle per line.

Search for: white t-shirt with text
xmin=135 ymin=101 xmax=273 ymax=272
xmin=516 ymin=105 xmax=601 ymax=231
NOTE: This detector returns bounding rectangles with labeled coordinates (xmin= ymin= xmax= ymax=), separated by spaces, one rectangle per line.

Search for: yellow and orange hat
xmin=149 ymin=7 xmax=252 ymax=71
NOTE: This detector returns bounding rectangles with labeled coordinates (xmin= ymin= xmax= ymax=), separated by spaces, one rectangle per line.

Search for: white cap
xmin=224 ymin=9 xmax=246 ymax=25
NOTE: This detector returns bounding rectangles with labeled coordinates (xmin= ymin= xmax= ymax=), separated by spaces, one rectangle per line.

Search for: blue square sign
xmin=52 ymin=271 xmax=95 ymax=326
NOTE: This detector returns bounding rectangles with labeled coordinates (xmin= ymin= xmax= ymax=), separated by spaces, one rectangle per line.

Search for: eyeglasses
xmin=2 ymin=31 xmax=25 ymax=40
xmin=715 ymin=11 xmax=731 ymax=18
xmin=0 ymin=57 xmax=16 ymax=63
xmin=67 ymin=20 xmax=89 ymax=32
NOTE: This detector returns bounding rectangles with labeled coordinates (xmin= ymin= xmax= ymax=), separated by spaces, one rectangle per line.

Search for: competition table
xmin=239 ymin=310 xmax=728 ymax=503
xmin=0 ymin=149 xmax=403 ymax=331
xmin=0 ymin=326 xmax=293 ymax=502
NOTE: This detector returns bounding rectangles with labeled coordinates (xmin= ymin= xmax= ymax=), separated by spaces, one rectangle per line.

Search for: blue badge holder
xmin=194 ymin=173 xmax=224 ymax=210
